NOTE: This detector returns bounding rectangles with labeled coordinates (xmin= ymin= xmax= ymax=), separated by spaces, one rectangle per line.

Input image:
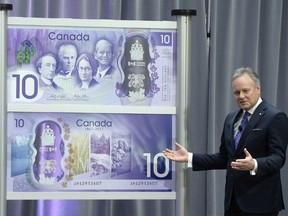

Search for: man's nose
xmin=239 ymin=91 xmax=245 ymax=98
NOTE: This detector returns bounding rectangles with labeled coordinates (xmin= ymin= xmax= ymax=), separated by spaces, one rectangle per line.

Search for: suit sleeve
xmin=256 ymin=112 xmax=288 ymax=176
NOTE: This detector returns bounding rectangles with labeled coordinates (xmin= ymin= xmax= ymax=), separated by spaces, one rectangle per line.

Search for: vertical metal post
xmin=171 ymin=9 xmax=196 ymax=216
xmin=0 ymin=3 xmax=13 ymax=216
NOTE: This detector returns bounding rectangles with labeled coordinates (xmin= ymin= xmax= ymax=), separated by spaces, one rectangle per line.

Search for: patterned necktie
xmin=234 ymin=111 xmax=250 ymax=148
xmin=97 ymin=73 xmax=102 ymax=79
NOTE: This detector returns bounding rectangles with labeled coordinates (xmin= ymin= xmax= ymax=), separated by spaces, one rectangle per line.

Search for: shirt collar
xmin=246 ymin=97 xmax=262 ymax=115
xmin=97 ymin=66 xmax=111 ymax=77
xmin=40 ymin=76 xmax=53 ymax=85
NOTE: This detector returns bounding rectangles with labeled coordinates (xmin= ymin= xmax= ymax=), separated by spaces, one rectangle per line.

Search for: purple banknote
xmin=7 ymin=26 xmax=176 ymax=106
xmin=7 ymin=112 xmax=175 ymax=192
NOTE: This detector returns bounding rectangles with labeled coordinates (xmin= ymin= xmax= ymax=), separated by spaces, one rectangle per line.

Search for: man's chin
xmin=239 ymin=104 xmax=250 ymax=110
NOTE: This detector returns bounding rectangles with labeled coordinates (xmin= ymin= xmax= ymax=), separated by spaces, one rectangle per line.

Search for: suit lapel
xmin=234 ymin=100 xmax=267 ymax=154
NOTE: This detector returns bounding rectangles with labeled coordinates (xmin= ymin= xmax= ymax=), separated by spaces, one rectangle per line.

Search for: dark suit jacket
xmin=101 ymin=66 xmax=115 ymax=79
xmin=193 ymin=99 xmax=288 ymax=214
xmin=39 ymin=78 xmax=62 ymax=91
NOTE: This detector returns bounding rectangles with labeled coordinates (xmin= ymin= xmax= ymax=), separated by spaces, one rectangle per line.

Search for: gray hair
xmin=58 ymin=43 xmax=77 ymax=57
xmin=232 ymin=67 xmax=260 ymax=86
xmin=94 ymin=39 xmax=113 ymax=53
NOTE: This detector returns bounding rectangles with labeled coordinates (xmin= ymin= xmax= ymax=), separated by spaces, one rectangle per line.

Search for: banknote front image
xmin=7 ymin=27 xmax=176 ymax=107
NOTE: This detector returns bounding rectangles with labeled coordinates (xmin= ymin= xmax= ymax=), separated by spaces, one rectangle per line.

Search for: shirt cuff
xmin=187 ymin=152 xmax=193 ymax=168
xmin=250 ymin=159 xmax=258 ymax=175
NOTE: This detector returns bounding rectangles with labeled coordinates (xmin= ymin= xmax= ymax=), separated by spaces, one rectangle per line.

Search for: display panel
xmin=5 ymin=18 xmax=177 ymax=200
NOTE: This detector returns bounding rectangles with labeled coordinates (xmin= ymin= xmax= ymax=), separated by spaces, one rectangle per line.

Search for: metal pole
xmin=171 ymin=9 xmax=196 ymax=216
xmin=0 ymin=3 xmax=13 ymax=216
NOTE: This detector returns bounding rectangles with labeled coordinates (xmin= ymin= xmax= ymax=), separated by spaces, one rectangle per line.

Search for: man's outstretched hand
xmin=163 ymin=142 xmax=189 ymax=163
xmin=231 ymin=148 xmax=255 ymax=171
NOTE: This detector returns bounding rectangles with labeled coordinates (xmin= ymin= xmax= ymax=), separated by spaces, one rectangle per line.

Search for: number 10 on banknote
xmin=7 ymin=112 xmax=175 ymax=193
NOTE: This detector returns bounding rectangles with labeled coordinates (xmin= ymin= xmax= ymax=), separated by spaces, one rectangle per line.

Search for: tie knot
xmin=97 ymin=73 xmax=102 ymax=78
xmin=243 ymin=111 xmax=251 ymax=119
xmin=241 ymin=111 xmax=250 ymax=126
xmin=243 ymin=111 xmax=250 ymax=117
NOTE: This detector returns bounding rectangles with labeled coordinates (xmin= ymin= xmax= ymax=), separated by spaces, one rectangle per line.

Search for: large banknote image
xmin=7 ymin=113 xmax=175 ymax=192
xmin=7 ymin=26 xmax=176 ymax=106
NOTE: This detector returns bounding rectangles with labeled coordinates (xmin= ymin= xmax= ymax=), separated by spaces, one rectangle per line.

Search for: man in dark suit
xmin=93 ymin=39 xmax=116 ymax=80
xmin=164 ymin=67 xmax=288 ymax=216
xmin=54 ymin=43 xmax=78 ymax=91
xmin=93 ymin=39 xmax=121 ymax=104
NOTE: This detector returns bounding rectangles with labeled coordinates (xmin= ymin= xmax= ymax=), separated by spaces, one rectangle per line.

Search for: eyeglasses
xmin=79 ymin=67 xmax=92 ymax=72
